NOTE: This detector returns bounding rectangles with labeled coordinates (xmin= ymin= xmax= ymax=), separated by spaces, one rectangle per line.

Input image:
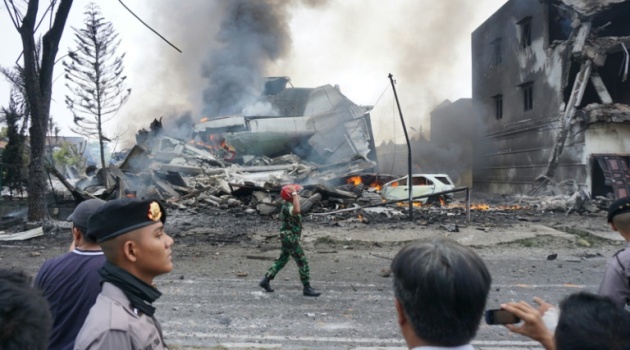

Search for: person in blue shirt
xmin=34 ymin=199 xmax=106 ymax=350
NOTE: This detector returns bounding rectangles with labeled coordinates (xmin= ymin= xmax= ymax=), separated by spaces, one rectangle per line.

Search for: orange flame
xmin=200 ymin=117 xmax=209 ymax=122
xmin=346 ymin=176 xmax=362 ymax=186
xmin=368 ymin=181 xmax=382 ymax=191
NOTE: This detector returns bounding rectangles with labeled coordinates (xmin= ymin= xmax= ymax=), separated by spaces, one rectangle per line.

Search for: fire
xmin=368 ymin=181 xmax=381 ymax=191
xmin=347 ymin=176 xmax=362 ymax=186
xmin=200 ymin=117 xmax=209 ymax=122
xmin=397 ymin=202 xmax=423 ymax=207
xmin=471 ymin=203 xmax=491 ymax=210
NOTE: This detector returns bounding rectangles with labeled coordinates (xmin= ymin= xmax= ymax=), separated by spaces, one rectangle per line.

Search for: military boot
xmin=259 ymin=276 xmax=274 ymax=293
xmin=303 ymin=284 xmax=321 ymax=297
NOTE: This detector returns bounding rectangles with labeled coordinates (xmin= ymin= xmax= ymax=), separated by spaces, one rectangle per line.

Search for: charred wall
xmin=472 ymin=0 xmax=587 ymax=194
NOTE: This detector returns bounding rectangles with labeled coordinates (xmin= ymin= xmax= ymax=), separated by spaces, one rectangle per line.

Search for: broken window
xmin=520 ymin=82 xmax=533 ymax=111
xmin=518 ymin=16 xmax=532 ymax=49
xmin=492 ymin=94 xmax=503 ymax=120
xmin=548 ymin=5 xmax=571 ymax=42
xmin=490 ymin=38 xmax=502 ymax=66
xmin=597 ymin=52 xmax=630 ymax=104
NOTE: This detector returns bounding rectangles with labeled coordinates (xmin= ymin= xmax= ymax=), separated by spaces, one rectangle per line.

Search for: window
xmin=518 ymin=16 xmax=532 ymax=48
xmin=490 ymin=38 xmax=502 ymax=66
xmin=521 ymin=82 xmax=533 ymax=111
xmin=492 ymin=94 xmax=503 ymax=119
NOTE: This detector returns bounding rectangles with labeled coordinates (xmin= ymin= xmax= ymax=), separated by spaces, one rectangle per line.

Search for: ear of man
xmin=395 ymin=298 xmax=406 ymax=327
xmin=101 ymin=230 xmax=143 ymax=265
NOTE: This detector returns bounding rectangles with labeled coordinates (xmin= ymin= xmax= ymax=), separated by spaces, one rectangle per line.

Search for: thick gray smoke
xmin=201 ymin=1 xmax=291 ymax=117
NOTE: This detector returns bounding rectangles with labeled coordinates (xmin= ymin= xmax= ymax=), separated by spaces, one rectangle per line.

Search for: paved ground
xmin=1 ymin=206 xmax=623 ymax=350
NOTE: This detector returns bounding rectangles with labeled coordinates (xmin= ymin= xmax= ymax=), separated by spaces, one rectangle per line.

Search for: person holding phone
xmin=500 ymin=292 xmax=630 ymax=350
xmin=390 ymin=238 xmax=491 ymax=349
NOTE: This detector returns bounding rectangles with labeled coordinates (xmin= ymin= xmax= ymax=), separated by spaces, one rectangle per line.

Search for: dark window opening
xmin=598 ymin=52 xmax=630 ymax=104
xmin=520 ymin=83 xmax=533 ymax=111
xmin=492 ymin=94 xmax=503 ymax=119
xmin=592 ymin=2 xmax=630 ymax=37
xmin=563 ymin=64 xmax=603 ymax=107
xmin=518 ymin=16 xmax=532 ymax=48
xmin=491 ymin=38 xmax=502 ymax=67
xmin=548 ymin=5 xmax=571 ymax=42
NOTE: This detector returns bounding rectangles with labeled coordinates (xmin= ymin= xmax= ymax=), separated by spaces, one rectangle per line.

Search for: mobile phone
xmin=484 ymin=309 xmax=520 ymax=325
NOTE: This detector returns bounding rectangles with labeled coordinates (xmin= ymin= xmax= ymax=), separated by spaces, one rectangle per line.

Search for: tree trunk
xmin=16 ymin=0 xmax=74 ymax=222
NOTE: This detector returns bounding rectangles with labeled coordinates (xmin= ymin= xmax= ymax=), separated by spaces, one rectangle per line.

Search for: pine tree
xmin=64 ymin=2 xmax=130 ymax=171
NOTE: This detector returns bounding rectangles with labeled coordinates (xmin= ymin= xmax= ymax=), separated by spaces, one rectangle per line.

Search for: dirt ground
xmin=0 ymin=196 xmax=624 ymax=349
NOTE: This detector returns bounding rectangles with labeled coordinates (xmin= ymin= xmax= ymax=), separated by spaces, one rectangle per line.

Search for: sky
xmin=0 ymin=0 xmax=508 ymax=149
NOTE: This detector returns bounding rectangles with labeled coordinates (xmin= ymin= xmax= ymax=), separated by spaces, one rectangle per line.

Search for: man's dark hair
xmin=0 ymin=269 xmax=52 ymax=350
xmin=74 ymin=224 xmax=97 ymax=244
xmin=391 ymin=239 xmax=491 ymax=346
xmin=556 ymin=292 xmax=630 ymax=350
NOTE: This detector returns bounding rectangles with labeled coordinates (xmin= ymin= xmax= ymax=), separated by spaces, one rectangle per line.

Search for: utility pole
xmin=388 ymin=74 xmax=413 ymax=221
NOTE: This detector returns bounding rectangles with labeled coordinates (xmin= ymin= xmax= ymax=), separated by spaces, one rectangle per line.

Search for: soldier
xmin=35 ymin=198 xmax=106 ymax=350
xmin=598 ymin=196 xmax=630 ymax=308
xmin=259 ymin=184 xmax=321 ymax=297
xmin=74 ymin=198 xmax=174 ymax=350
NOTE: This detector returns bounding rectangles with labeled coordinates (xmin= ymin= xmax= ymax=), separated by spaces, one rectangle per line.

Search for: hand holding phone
xmin=485 ymin=309 xmax=520 ymax=325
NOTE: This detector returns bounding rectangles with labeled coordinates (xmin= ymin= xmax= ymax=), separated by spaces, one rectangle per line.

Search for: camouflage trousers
xmin=266 ymin=232 xmax=310 ymax=286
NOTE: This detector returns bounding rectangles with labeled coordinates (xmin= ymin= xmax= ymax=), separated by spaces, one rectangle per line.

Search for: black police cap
xmin=607 ymin=196 xmax=630 ymax=223
xmin=87 ymin=198 xmax=166 ymax=243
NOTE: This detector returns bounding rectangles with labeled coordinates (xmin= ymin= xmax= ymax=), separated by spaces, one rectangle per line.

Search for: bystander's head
xmin=0 ymin=269 xmax=52 ymax=350
xmin=555 ymin=292 xmax=630 ymax=350
xmin=391 ymin=238 xmax=491 ymax=348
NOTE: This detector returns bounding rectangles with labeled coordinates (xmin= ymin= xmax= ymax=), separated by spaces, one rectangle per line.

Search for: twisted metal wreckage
xmin=49 ymin=79 xmax=400 ymax=216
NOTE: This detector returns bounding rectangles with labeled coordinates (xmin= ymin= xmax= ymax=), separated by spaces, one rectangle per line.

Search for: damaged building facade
xmin=472 ymin=0 xmax=630 ymax=198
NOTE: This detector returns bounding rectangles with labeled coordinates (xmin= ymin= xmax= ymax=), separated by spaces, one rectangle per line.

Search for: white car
xmin=380 ymin=174 xmax=456 ymax=203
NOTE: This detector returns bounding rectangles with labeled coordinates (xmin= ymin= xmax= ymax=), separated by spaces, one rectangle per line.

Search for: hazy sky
xmin=0 ymin=0 xmax=508 ymax=148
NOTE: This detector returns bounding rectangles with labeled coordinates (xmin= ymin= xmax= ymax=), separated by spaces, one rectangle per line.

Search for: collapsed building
xmin=43 ymin=78 xmax=391 ymax=216
xmin=471 ymin=0 xmax=630 ymax=198
xmin=194 ymin=77 xmax=378 ymax=166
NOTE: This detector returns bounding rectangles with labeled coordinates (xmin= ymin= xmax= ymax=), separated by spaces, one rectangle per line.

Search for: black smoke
xmin=201 ymin=0 xmax=327 ymax=118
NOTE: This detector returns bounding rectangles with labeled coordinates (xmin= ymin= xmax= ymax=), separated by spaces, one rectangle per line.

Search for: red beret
xmin=281 ymin=184 xmax=303 ymax=201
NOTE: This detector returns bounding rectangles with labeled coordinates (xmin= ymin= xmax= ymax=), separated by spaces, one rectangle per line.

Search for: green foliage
xmin=1 ymin=98 xmax=28 ymax=193
xmin=52 ymin=141 xmax=86 ymax=169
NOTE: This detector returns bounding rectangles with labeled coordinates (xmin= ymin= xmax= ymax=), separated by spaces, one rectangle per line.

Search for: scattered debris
xmin=0 ymin=227 xmax=44 ymax=241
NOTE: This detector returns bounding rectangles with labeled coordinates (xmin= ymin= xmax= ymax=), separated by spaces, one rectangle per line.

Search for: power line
xmin=116 ymin=0 xmax=182 ymax=53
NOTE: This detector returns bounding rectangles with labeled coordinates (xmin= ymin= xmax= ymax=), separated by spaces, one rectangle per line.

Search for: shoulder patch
xmin=109 ymin=302 xmax=131 ymax=331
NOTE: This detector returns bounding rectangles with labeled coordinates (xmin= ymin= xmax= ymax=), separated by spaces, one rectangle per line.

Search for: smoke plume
xmin=117 ymin=0 xmax=505 ymax=161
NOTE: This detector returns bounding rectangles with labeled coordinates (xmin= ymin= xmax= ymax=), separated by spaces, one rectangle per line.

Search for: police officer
xmin=259 ymin=184 xmax=321 ymax=297
xmin=74 ymin=198 xmax=174 ymax=350
xmin=598 ymin=196 xmax=630 ymax=308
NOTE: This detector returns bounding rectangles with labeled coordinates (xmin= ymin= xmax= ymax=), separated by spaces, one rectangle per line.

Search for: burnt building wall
xmin=472 ymin=0 xmax=587 ymax=194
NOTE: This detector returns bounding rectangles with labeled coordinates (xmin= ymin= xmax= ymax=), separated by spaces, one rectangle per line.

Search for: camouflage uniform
xmin=265 ymin=202 xmax=311 ymax=286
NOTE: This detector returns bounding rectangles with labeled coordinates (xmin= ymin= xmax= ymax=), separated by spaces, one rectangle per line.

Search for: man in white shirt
xmin=390 ymin=239 xmax=491 ymax=349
